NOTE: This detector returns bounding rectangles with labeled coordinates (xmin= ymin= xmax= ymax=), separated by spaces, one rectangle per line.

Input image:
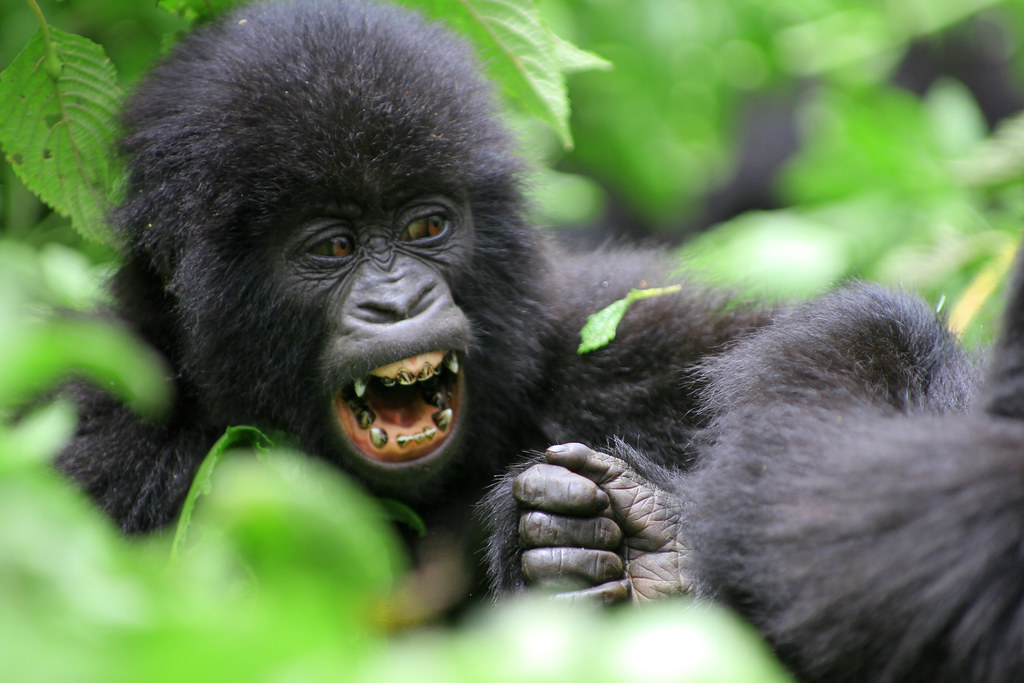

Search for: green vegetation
xmin=2 ymin=0 xmax=1023 ymax=679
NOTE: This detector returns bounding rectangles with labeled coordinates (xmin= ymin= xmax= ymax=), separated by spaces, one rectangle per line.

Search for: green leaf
xmin=0 ymin=317 xmax=169 ymax=415
xmin=551 ymin=34 xmax=612 ymax=74
xmin=578 ymin=285 xmax=682 ymax=354
xmin=189 ymin=450 xmax=403 ymax=601
xmin=951 ymin=110 xmax=1024 ymax=187
xmin=0 ymin=29 xmax=122 ymax=245
xmin=414 ymin=0 xmax=592 ymax=148
xmin=679 ymin=209 xmax=853 ymax=298
xmin=924 ymin=77 xmax=986 ymax=157
xmin=379 ymin=499 xmax=427 ymax=537
xmin=170 ymin=426 xmax=274 ymax=560
xmin=0 ymin=400 xmax=78 ymax=472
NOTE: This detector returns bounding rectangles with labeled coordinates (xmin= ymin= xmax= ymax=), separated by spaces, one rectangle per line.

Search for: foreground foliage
xmin=0 ymin=243 xmax=791 ymax=681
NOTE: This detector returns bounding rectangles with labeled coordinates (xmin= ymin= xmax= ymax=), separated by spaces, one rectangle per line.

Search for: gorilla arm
xmin=487 ymin=276 xmax=1024 ymax=680
xmin=685 ymin=409 xmax=1024 ymax=682
xmin=487 ymin=282 xmax=976 ymax=597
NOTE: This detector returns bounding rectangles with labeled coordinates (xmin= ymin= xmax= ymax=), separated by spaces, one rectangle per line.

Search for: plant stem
xmin=25 ymin=0 xmax=61 ymax=80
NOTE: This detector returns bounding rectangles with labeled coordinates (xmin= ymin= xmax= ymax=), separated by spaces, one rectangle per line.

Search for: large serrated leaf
xmin=416 ymin=0 xmax=580 ymax=148
xmin=0 ymin=29 xmax=121 ymax=245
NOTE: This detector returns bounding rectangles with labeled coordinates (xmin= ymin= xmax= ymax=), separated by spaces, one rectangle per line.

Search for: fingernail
xmin=547 ymin=444 xmax=568 ymax=454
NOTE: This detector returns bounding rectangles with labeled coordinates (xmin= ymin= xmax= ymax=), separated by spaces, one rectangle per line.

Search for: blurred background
xmin=4 ymin=0 xmax=1024 ymax=344
xmin=531 ymin=0 xmax=1024 ymax=348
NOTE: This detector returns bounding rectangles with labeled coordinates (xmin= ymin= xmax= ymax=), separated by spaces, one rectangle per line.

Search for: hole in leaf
xmin=12 ymin=153 xmax=24 ymax=166
xmin=44 ymin=113 xmax=61 ymax=128
xmin=42 ymin=149 xmax=54 ymax=160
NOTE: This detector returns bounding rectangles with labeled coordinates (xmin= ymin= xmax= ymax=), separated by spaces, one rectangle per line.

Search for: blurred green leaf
xmin=0 ymin=399 xmax=77 ymax=471
xmin=550 ymin=32 xmax=611 ymax=74
xmin=783 ymin=86 xmax=953 ymax=204
xmin=952 ymin=110 xmax=1024 ymax=187
xmin=189 ymin=449 xmax=404 ymax=603
xmin=681 ymin=210 xmax=851 ymax=298
xmin=171 ymin=425 xmax=274 ymax=560
xmin=156 ymin=0 xmax=243 ymax=23
xmin=360 ymin=598 xmax=792 ymax=682
xmin=924 ymin=77 xmax=987 ymax=157
xmin=0 ymin=316 xmax=169 ymax=416
xmin=37 ymin=242 xmax=110 ymax=309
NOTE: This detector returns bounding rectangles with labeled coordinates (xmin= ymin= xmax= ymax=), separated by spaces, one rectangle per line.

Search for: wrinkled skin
xmin=514 ymin=442 xmax=689 ymax=604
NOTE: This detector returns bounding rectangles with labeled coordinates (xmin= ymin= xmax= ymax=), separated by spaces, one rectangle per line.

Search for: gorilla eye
xmin=309 ymin=235 xmax=354 ymax=259
xmin=402 ymin=214 xmax=448 ymax=242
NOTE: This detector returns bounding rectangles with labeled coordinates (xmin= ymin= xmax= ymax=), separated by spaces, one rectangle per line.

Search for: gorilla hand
xmin=513 ymin=442 xmax=691 ymax=603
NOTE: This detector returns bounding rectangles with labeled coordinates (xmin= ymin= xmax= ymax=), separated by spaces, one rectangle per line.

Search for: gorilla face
xmin=112 ymin=0 xmax=542 ymax=499
xmin=278 ymin=193 xmax=475 ymax=480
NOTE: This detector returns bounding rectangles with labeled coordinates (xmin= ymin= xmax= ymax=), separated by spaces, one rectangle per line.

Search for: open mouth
xmin=334 ymin=350 xmax=462 ymax=463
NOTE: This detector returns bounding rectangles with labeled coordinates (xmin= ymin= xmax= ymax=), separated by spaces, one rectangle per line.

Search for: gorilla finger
xmin=519 ymin=510 xmax=622 ymax=549
xmin=545 ymin=442 xmax=630 ymax=485
xmin=552 ymin=579 xmax=631 ymax=606
xmin=521 ymin=547 xmax=623 ymax=587
xmin=512 ymin=463 xmax=609 ymax=514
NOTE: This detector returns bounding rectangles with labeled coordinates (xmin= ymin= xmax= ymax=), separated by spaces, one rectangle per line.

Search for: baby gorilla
xmin=56 ymin=0 xmax=780 ymax=606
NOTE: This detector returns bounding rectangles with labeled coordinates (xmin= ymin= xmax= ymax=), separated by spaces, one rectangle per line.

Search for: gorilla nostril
xmin=409 ymin=283 xmax=437 ymax=318
xmin=356 ymin=301 xmax=406 ymax=324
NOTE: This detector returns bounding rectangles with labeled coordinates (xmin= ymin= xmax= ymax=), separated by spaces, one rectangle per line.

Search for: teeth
xmin=424 ymin=390 xmax=446 ymax=408
xmin=370 ymin=427 xmax=388 ymax=448
xmin=353 ymin=377 xmax=368 ymax=398
xmin=397 ymin=428 xmax=437 ymax=448
xmin=357 ymin=408 xmax=375 ymax=430
xmin=366 ymin=351 xmax=459 ymax=384
xmin=432 ymin=408 xmax=452 ymax=431
xmin=371 ymin=351 xmax=445 ymax=381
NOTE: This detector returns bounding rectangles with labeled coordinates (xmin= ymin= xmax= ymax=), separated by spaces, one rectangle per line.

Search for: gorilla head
xmin=111 ymin=0 xmax=544 ymax=501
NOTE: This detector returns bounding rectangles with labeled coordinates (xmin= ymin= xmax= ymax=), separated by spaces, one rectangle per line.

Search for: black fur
xmin=484 ymin=273 xmax=1024 ymax=680
xmin=680 ymin=268 xmax=1024 ymax=682
xmin=56 ymin=0 xmax=768 ymax=601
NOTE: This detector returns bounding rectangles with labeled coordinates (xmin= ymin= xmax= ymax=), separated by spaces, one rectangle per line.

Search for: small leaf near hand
xmin=578 ymin=285 xmax=682 ymax=354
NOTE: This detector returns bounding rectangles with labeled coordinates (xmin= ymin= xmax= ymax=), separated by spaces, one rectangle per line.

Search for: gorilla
xmin=55 ymin=0 xmax=773 ymax=590
xmin=489 ymin=245 xmax=1024 ymax=679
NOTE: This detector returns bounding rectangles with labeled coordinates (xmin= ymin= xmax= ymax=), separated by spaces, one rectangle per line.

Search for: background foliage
xmin=2 ymin=0 xmax=1023 ymax=679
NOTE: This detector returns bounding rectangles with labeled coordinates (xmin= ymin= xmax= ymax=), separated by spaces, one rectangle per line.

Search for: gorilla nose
xmin=354 ymin=283 xmax=436 ymax=324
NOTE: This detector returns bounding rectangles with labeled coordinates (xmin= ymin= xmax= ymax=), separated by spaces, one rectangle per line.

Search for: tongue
xmin=366 ymin=385 xmax=427 ymax=428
